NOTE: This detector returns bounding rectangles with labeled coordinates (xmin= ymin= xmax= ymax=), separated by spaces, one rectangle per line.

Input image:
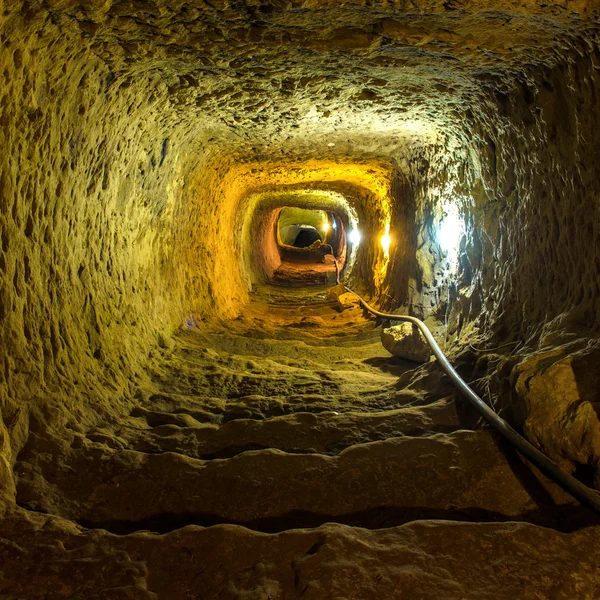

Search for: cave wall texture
xmin=1 ymin=0 xmax=600 ymax=503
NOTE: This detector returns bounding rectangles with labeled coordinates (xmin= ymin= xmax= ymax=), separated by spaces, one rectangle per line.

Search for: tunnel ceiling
xmin=19 ymin=0 xmax=599 ymax=155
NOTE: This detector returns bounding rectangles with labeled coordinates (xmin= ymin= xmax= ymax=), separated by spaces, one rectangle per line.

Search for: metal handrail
xmin=344 ymin=285 xmax=600 ymax=516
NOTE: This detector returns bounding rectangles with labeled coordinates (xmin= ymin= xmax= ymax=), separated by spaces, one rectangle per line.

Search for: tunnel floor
xmin=4 ymin=291 xmax=600 ymax=598
xmin=271 ymin=259 xmax=339 ymax=286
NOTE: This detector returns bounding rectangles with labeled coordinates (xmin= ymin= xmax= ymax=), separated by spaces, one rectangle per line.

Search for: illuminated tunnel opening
xmin=272 ymin=207 xmax=347 ymax=286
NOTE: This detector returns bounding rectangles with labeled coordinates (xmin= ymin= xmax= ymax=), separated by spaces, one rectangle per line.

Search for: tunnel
xmin=1 ymin=1 xmax=600 ymax=597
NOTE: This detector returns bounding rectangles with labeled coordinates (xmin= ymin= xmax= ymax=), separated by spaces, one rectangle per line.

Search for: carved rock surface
xmin=1 ymin=509 xmax=600 ymax=600
xmin=4 ymin=294 xmax=600 ymax=598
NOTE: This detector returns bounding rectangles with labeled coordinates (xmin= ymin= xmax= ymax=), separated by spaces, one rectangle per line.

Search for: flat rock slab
xmin=1 ymin=509 xmax=599 ymax=599
xmin=154 ymin=330 xmax=402 ymax=402
xmin=15 ymin=430 xmax=573 ymax=527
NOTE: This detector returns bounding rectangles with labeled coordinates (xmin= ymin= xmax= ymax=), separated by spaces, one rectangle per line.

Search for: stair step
xmin=94 ymin=398 xmax=462 ymax=459
xmin=154 ymin=352 xmax=400 ymax=401
xmin=153 ymin=330 xmax=455 ymax=414
xmin=2 ymin=508 xmax=599 ymax=600
xmin=15 ymin=430 xmax=575 ymax=532
xmin=138 ymin=387 xmax=450 ymax=423
xmin=128 ymin=378 xmax=447 ymax=426
xmin=173 ymin=328 xmax=394 ymax=366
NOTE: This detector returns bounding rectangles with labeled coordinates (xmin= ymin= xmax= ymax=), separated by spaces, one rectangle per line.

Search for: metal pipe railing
xmin=344 ymin=285 xmax=600 ymax=516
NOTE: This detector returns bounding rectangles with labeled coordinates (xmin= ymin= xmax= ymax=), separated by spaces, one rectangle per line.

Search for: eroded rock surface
xmin=1 ymin=508 xmax=600 ymax=600
xmin=5 ymin=297 xmax=599 ymax=598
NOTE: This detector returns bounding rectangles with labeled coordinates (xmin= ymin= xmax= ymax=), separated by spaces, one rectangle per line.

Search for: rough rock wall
xmin=394 ymin=37 xmax=600 ymax=348
xmin=0 ymin=10 xmax=189 ymax=501
xmin=441 ymin=39 xmax=600 ymax=347
xmin=482 ymin=46 xmax=600 ymax=345
xmin=382 ymin=142 xmax=469 ymax=321
xmin=372 ymin=36 xmax=600 ymax=483
xmin=433 ymin=41 xmax=600 ymax=480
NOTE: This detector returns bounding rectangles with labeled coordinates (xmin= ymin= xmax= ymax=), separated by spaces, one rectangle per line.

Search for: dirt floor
xmin=272 ymin=258 xmax=339 ymax=285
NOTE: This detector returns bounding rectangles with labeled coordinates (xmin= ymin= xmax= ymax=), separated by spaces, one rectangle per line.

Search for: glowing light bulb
xmin=381 ymin=231 xmax=391 ymax=253
xmin=349 ymin=229 xmax=361 ymax=245
xmin=438 ymin=213 xmax=463 ymax=255
xmin=322 ymin=222 xmax=330 ymax=233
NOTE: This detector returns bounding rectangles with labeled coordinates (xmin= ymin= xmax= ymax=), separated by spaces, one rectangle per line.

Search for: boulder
xmin=326 ymin=283 xmax=346 ymax=300
xmin=508 ymin=340 xmax=600 ymax=485
xmin=336 ymin=292 xmax=361 ymax=312
xmin=381 ymin=323 xmax=431 ymax=363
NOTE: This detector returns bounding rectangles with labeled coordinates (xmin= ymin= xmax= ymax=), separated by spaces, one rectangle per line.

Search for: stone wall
xmin=0 ymin=8 xmax=185 ymax=501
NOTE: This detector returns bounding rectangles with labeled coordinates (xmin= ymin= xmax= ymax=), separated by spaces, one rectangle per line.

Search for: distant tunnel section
xmin=242 ymin=190 xmax=357 ymax=287
xmin=274 ymin=206 xmax=348 ymax=285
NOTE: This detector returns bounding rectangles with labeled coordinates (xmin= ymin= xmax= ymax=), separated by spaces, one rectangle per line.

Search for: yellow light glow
xmin=375 ymin=221 xmax=391 ymax=289
xmin=322 ymin=222 xmax=330 ymax=233
xmin=381 ymin=222 xmax=391 ymax=257
xmin=381 ymin=231 xmax=391 ymax=253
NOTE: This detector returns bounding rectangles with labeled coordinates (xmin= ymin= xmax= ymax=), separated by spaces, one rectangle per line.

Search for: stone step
xmin=153 ymin=329 xmax=455 ymax=413
xmin=90 ymin=398 xmax=463 ymax=459
xmin=172 ymin=327 xmax=393 ymax=366
xmin=2 ymin=508 xmax=599 ymax=600
xmin=127 ymin=376 xmax=447 ymax=427
xmin=154 ymin=347 xmax=402 ymax=401
xmin=15 ymin=430 xmax=575 ymax=532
